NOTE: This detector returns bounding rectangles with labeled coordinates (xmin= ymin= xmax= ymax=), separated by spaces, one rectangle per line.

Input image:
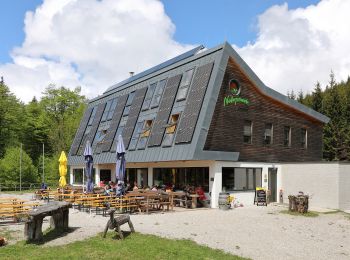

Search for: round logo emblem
xmin=229 ymin=79 xmax=240 ymax=96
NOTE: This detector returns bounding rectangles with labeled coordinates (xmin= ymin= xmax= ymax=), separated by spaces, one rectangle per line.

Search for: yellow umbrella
xmin=59 ymin=151 xmax=67 ymax=187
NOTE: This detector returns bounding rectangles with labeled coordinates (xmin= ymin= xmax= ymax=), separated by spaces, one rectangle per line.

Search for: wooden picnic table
xmin=24 ymin=201 xmax=71 ymax=242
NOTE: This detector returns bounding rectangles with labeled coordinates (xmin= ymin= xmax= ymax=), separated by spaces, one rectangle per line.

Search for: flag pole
xmin=42 ymin=143 xmax=45 ymax=184
xmin=19 ymin=143 xmax=22 ymax=191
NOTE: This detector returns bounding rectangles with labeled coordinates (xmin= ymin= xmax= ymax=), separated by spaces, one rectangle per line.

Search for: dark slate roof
xmin=68 ymin=42 xmax=329 ymax=166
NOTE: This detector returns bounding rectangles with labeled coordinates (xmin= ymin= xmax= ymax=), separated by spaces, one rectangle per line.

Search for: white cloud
xmin=0 ymin=0 xmax=193 ymax=103
xmin=235 ymin=0 xmax=350 ymax=95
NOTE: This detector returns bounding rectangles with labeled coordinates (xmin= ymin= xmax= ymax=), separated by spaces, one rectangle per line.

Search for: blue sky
xmin=0 ymin=0 xmax=320 ymax=63
xmin=0 ymin=0 xmax=349 ymax=103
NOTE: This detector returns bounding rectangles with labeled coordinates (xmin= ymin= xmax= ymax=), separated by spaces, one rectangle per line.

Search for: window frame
xmin=222 ymin=167 xmax=262 ymax=192
xmin=283 ymin=126 xmax=291 ymax=147
xmin=176 ymin=69 xmax=194 ymax=101
xmin=243 ymin=120 xmax=253 ymax=144
xmin=301 ymin=128 xmax=307 ymax=149
xmin=162 ymin=113 xmax=180 ymax=147
xmin=150 ymin=79 xmax=167 ymax=109
xmin=263 ymin=123 xmax=273 ymax=145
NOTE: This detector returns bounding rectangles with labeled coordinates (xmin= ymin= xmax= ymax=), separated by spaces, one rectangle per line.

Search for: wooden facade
xmin=204 ymin=58 xmax=324 ymax=162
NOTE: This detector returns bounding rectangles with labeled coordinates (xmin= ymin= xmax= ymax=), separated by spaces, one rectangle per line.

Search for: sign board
xmin=223 ymin=79 xmax=249 ymax=107
xmin=254 ymin=187 xmax=267 ymax=206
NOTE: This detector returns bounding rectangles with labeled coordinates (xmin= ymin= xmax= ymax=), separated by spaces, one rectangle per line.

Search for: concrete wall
xmin=281 ymin=163 xmax=350 ymax=210
xmin=339 ymin=164 xmax=350 ymax=210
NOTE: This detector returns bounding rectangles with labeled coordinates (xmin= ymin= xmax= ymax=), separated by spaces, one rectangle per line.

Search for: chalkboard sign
xmin=254 ymin=187 xmax=267 ymax=206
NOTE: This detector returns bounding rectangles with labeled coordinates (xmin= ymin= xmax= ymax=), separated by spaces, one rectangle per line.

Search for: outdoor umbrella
xmin=84 ymin=140 xmax=94 ymax=193
xmin=58 ymin=151 xmax=67 ymax=187
xmin=116 ymin=135 xmax=126 ymax=184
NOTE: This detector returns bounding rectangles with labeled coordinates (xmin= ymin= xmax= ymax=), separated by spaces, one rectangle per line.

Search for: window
xmin=284 ymin=126 xmax=291 ymax=147
xmin=101 ymin=98 xmax=117 ymax=122
xmin=137 ymin=119 xmax=153 ymax=149
xmin=153 ymin=167 xmax=209 ymax=191
xmin=162 ymin=114 xmax=180 ymax=147
xmin=111 ymin=123 xmax=125 ymax=152
xmin=222 ymin=167 xmax=262 ymax=191
xmin=73 ymin=169 xmax=83 ymax=184
xmin=94 ymin=129 xmax=107 ymax=144
xmin=142 ymin=83 xmax=157 ymax=111
xmin=150 ymin=79 xmax=166 ymax=108
xmin=176 ymin=69 xmax=194 ymax=101
xmin=264 ymin=123 xmax=273 ymax=145
xmin=73 ymin=168 xmax=95 ymax=184
xmin=243 ymin=120 xmax=252 ymax=144
xmin=87 ymin=106 xmax=97 ymax=126
xmin=123 ymin=92 xmax=135 ymax=117
xmin=128 ymin=121 xmax=144 ymax=150
xmin=301 ymin=128 xmax=307 ymax=148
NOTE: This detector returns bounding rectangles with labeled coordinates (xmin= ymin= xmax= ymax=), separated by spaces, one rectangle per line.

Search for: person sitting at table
xmin=195 ymin=185 xmax=210 ymax=208
xmin=110 ymin=181 xmax=117 ymax=192
xmin=151 ymin=185 xmax=158 ymax=191
xmin=104 ymin=183 xmax=112 ymax=195
xmin=99 ymin=181 xmax=105 ymax=188
xmin=116 ymin=181 xmax=125 ymax=196
xmin=144 ymin=185 xmax=150 ymax=191
xmin=133 ymin=181 xmax=139 ymax=191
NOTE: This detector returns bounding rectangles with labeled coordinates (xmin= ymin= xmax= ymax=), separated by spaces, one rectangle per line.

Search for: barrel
xmin=218 ymin=192 xmax=231 ymax=210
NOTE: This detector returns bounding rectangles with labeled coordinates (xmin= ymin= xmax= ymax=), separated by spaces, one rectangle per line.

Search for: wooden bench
xmin=24 ymin=201 xmax=71 ymax=242
xmin=103 ymin=210 xmax=135 ymax=239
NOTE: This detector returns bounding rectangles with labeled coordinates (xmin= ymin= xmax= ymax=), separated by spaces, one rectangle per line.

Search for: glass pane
xmin=122 ymin=106 xmax=130 ymax=116
xmin=141 ymin=99 xmax=151 ymax=111
xmin=128 ymin=138 xmax=138 ymax=150
xmin=126 ymin=92 xmax=135 ymax=106
xmin=88 ymin=107 xmax=97 ymax=126
xmin=247 ymin=169 xmax=254 ymax=190
xmin=234 ymin=168 xmax=246 ymax=190
xmin=162 ymin=133 xmax=175 ymax=147
xmin=180 ymin=69 xmax=194 ymax=87
xmin=255 ymin=169 xmax=262 ymax=187
xmin=176 ymin=87 xmax=189 ymax=101
xmin=150 ymin=79 xmax=166 ymax=108
xmin=137 ymin=137 xmax=148 ymax=149
xmin=107 ymin=98 xmax=118 ymax=120
xmin=244 ymin=125 xmax=251 ymax=136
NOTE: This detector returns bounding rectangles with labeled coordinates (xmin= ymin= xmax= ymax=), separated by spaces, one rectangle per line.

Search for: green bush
xmin=0 ymin=147 xmax=38 ymax=185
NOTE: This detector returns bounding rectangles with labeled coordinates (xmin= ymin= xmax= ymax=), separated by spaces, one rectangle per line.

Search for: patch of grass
xmin=280 ymin=210 xmax=319 ymax=217
xmin=0 ymin=232 xmax=247 ymax=260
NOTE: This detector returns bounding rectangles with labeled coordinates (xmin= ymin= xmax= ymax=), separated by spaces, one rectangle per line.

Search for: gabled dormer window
xmin=162 ymin=114 xmax=180 ymax=147
xmin=176 ymin=69 xmax=194 ymax=101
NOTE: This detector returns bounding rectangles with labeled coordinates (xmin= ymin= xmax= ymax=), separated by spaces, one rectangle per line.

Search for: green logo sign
xmin=224 ymin=79 xmax=249 ymax=106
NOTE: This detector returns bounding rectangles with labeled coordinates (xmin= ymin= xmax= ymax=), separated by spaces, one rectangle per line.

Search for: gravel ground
xmin=1 ymin=193 xmax=350 ymax=260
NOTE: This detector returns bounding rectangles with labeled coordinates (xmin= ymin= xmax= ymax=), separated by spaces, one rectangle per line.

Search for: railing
xmin=0 ymin=182 xmax=57 ymax=192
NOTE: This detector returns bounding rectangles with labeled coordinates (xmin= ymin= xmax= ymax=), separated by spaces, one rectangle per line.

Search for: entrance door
xmin=268 ymin=168 xmax=278 ymax=202
xmin=100 ymin=170 xmax=111 ymax=183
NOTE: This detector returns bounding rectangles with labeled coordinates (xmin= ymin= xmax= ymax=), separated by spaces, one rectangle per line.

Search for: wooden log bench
xmin=24 ymin=201 xmax=71 ymax=242
xmin=103 ymin=209 xmax=135 ymax=239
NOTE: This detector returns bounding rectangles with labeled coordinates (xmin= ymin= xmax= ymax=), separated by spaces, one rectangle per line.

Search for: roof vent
xmin=129 ymin=72 xmax=134 ymax=77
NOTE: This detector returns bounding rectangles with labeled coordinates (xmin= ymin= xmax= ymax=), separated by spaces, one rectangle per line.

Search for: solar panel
xmin=175 ymin=62 xmax=214 ymax=144
xmin=122 ymin=87 xmax=148 ymax=149
xmin=69 ymin=107 xmax=93 ymax=155
xmin=148 ymin=74 xmax=182 ymax=147
xmin=78 ymin=102 xmax=106 ymax=155
xmin=101 ymin=94 xmax=128 ymax=152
